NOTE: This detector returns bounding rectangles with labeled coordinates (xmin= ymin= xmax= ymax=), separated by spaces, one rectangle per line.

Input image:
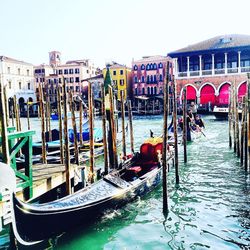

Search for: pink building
xmin=131 ymin=55 xmax=173 ymax=98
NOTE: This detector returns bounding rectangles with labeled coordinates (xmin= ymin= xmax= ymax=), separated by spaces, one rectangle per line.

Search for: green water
xmin=1 ymin=115 xmax=250 ymax=249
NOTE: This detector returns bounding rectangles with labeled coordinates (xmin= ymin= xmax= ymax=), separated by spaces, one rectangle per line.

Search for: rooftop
xmin=168 ymin=34 xmax=250 ymax=56
xmin=0 ymin=56 xmax=33 ymax=66
xmin=133 ymin=55 xmax=170 ymax=64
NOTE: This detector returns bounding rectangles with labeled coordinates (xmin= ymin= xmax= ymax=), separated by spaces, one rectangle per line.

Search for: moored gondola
xmin=0 ymin=137 xmax=173 ymax=244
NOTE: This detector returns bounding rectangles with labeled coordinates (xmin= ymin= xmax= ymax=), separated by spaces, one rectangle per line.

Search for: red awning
xmin=218 ymin=83 xmax=230 ymax=105
xmin=238 ymin=82 xmax=246 ymax=101
xmin=183 ymin=85 xmax=196 ymax=100
xmin=200 ymin=85 xmax=215 ymax=104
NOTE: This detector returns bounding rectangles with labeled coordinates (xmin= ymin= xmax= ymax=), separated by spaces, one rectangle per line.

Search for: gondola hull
xmin=14 ymin=166 xmax=162 ymax=241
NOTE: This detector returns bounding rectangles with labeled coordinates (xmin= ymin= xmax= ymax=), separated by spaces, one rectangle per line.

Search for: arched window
xmin=147 ymin=75 xmax=150 ymax=83
xmin=141 ymin=76 xmax=145 ymax=82
xmin=153 ymin=63 xmax=157 ymax=69
xmin=134 ymin=76 xmax=138 ymax=83
xmin=135 ymin=88 xmax=138 ymax=95
xmin=154 ymin=86 xmax=157 ymax=95
xmin=150 ymin=75 xmax=153 ymax=82
xmin=154 ymin=75 xmax=157 ymax=83
xmin=146 ymin=64 xmax=150 ymax=70
xmin=141 ymin=64 xmax=145 ymax=70
xmin=142 ymin=88 xmax=145 ymax=95
xmin=159 ymin=87 xmax=163 ymax=94
xmin=147 ymin=87 xmax=150 ymax=95
xmin=134 ymin=65 xmax=138 ymax=70
xmin=158 ymin=62 xmax=163 ymax=68
xmin=159 ymin=74 xmax=163 ymax=81
xmin=150 ymin=63 xmax=153 ymax=70
xmin=151 ymin=87 xmax=153 ymax=95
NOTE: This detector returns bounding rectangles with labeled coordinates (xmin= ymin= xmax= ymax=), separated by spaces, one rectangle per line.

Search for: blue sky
xmin=0 ymin=0 xmax=249 ymax=68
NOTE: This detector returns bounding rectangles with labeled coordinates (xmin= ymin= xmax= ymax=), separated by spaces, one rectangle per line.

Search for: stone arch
xmin=217 ymin=82 xmax=231 ymax=105
xmin=237 ymin=81 xmax=247 ymax=102
xmin=180 ymin=84 xmax=198 ymax=104
xmin=199 ymin=83 xmax=216 ymax=105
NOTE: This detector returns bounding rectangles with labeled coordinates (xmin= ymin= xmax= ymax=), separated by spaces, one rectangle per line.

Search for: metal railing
xmin=202 ymin=70 xmax=212 ymax=76
xmin=228 ymin=68 xmax=238 ymax=74
xmin=190 ymin=71 xmax=199 ymax=76
xmin=214 ymin=69 xmax=225 ymax=75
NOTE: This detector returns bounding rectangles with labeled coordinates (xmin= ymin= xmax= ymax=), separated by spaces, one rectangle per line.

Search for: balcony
xmin=176 ymin=66 xmax=250 ymax=78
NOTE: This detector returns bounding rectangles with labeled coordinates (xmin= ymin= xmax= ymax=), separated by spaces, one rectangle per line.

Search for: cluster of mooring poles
xmin=228 ymin=74 xmax=250 ymax=171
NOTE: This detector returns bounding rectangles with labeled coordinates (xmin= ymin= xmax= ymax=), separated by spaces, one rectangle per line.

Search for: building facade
xmin=168 ymin=34 xmax=250 ymax=110
xmin=131 ymin=55 xmax=173 ymax=114
xmin=34 ymin=51 xmax=99 ymax=103
xmin=102 ymin=63 xmax=131 ymax=100
xmin=0 ymin=56 xmax=36 ymax=113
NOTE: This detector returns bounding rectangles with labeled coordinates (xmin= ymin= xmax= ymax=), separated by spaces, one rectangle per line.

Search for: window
xmin=154 ymin=75 xmax=157 ymax=82
xmin=159 ymin=74 xmax=163 ymax=81
xmin=147 ymin=75 xmax=150 ymax=83
xmin=66 ymin=86 xmax=69 ymax=92
xmin=153 ymin=63 xmax=157 ymax=70
xmin=28 ymin=82 xmax=31 ymax=90
xmin=146 ymin=64 xmax=150 ymax=70
xmin=70 ymin=86 xmax=74 ymax=91
xmin=86 ymin=70 xmax=89 ymax=74
xmin=141 ymin=64 xmax=145 ymax=70
xmin=113 ymin=80 xmax=117 ymax=86
xmin=58 ymin=69 xmax=63 ymax=74
xmin=7 ymin=67 xmax=10 ymax=74
xmin=18 ymin=68 xmax=21 ymax=75
xmin=76 ymin=86 xmax=80 ymax=92
xmin=142 ymin=88 xmax=145 ymax=95
xmin=134 ymin=76 xmax=138 ymax=83
xmin=36 ymin=78 xmax=38 ymax=83
xmin=150 ymin=64 xmax=153 ymax=70
xmin=42 ymin=69 xmax=45 ymax=73
xmin=64 ymin=69 xmax=68 ymax=74
xmin=158 ymin=63 xmax=163 ymax=68
xmin=70 ymin=77 xmax=74 ymax=83
xmin=69 ymin=69 xmax=74 ymax=74
xmin=134 ymin=65 xmax=138 ymax=70
xmin=120 ymin=79 xmax=124 ymax=86
xmin=154 ymin=87 xmax=157 ymax=95
xmin=75 ymin=77 xmax=80 ymax=83
xmin=141 ymin=76 xmax=145 ymax=82
xmin=8 ymin=81 xmax=11 ymax=89
xmin=54 ymin=79 xmax=57 ymax=84
xmin=27 ymin=69 xmax=30 ymax=76
xmin=135 ymin=88 xmax=138 ymax=95
xmin=113 ymin=70 xmax=116 ymax=76
xmin=75 ymin=68 xmax=80 ymax=74
xmin=147 ymin=87 xmax=150 ymax=95
xmin=19 ymin=82 xmax=21 ymax=89
xmin=150 ymin=75 xmax=153 ymax=83
xmin=59 ymin=78 xmax=62 ymax=83
xmin=120 ymin=70 xmax=123 ymax=75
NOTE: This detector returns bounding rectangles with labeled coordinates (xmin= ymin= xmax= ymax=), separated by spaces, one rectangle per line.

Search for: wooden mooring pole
xmin=101 ymin=84 xmax=109 ymax=175
xmin=3 ymin=86 xmax=9 ymax=128
xmin=162 ymin=62 xmax=169 ymax=213
xmin=235 ymin=80 xmax=240 ymax=157
xmin=244 ymin=94 xmax=248 ymax=170
xmin=27 ymin=99 xmax=30 ymax=130
xmin=247 ymin=73 xmax=250 ymax=170
xmin=69 ymin=91 xmax=79 ymax=165
xmin=128 ymin=100 xmax=134 ymax=154
xmin=229 ymin=84 xmax=233 ymax=148
xmin=88 ymin=82 xmax=95 ymax=183
xmin=240 ymin=96 xmax=245 ymax=166
xmin=62 ymin=78 xmax=71 ymax=194
xmin=232 ymin=82 xmax=237 ymax=153
xmin=173 ymin=75 xmax=180 ymax=185
xmin=183 ymin=87 xmax=187 ymax=163
xmin=57 ymin=86 xmax=64 ymax=164
xmin=0 ymin=81 xmax=10 ymax=164
xmin=39 ymin=85 xmax=47 ymax=164
xmin=79 ymin=97 xmax=83 ymax=146
xmin=121 ymin=90 xmax=126 ymax=157
xmin=109 ymin=86 xmax=118 ymax=169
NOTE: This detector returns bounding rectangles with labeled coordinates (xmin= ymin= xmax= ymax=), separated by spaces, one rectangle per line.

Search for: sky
xmin=0 ymin=0 xmax=250 ymax=68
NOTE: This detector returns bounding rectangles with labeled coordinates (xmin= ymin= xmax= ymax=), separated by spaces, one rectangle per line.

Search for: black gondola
xmin=1 ymin=137 xmax=173 ymax=245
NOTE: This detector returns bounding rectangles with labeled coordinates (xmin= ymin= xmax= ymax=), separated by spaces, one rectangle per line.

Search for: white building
xmin=0 ymin=56 xmax=36 ymax=113
xmin=34 ymin=51 xmax=99 ymax=103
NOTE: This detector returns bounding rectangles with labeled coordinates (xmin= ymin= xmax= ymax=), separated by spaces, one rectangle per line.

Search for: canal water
xmin=1 ymin=115 xmax=250 ymax=249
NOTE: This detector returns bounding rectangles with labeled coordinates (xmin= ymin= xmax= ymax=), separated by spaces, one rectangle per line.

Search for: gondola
xmin=0 ymin=137 xmax=173 ymax=245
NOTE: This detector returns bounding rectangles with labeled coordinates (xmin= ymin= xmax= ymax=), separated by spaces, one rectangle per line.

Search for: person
xmin=189 ymin=102 xmax=197 ymax=117
xmin=186 ymin=110 xmax=193 ymax=141
xmin=195 ymin=114 xmax=205 ymax=129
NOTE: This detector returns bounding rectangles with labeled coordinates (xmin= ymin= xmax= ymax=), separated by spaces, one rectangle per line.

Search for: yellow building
xmin=103 ymin=63 xmax=131 ymax=100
